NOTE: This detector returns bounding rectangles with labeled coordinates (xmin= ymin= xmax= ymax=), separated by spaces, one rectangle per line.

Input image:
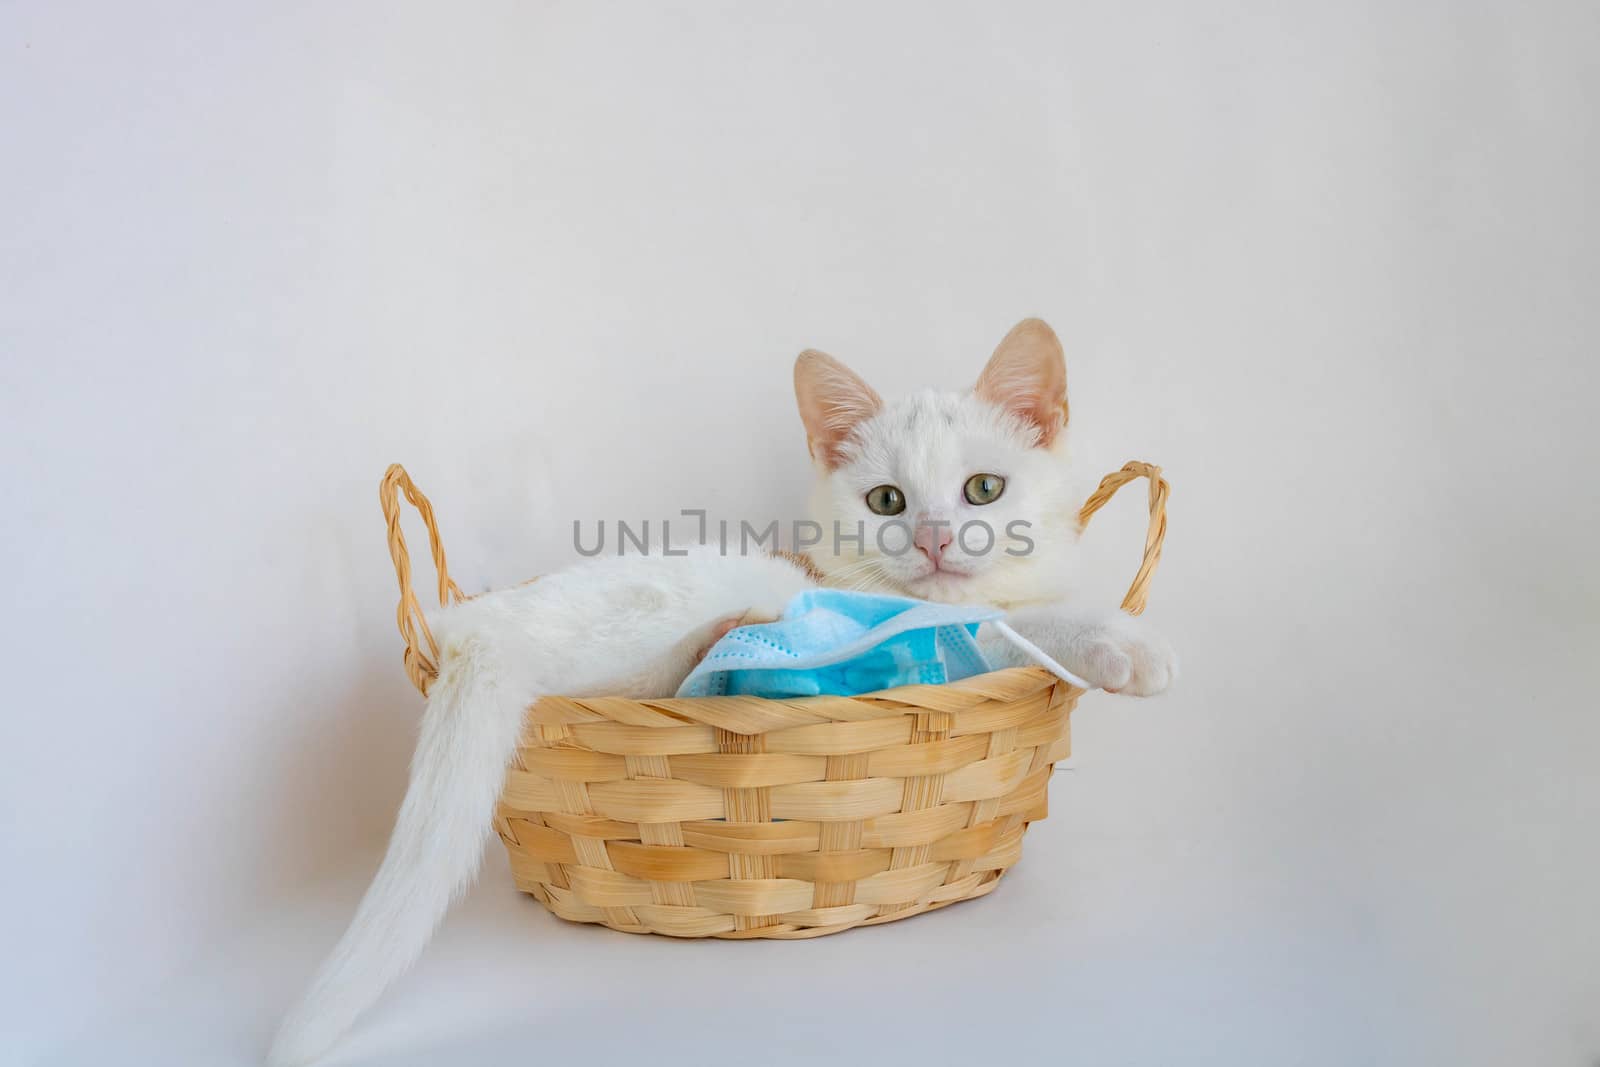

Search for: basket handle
xmin=1077 ymin=461 xmax=1169 ymax=616
xmin=376 ymin=460 xmax=1166 ymax=692
xmin=380 ymin=464 xmax=466 ymax=695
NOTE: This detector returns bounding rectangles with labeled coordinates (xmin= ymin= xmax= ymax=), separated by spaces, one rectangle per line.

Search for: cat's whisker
xmin=842 ymin=561 xmax=894 ymax=595
xmin=820 ymin=554 xmax=885 ymax=581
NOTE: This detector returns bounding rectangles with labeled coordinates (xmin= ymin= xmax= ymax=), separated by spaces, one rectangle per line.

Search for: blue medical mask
xmin=676 ymin=589 xmax=1003 ymax=699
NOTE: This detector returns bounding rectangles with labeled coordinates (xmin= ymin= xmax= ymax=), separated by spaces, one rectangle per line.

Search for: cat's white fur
xmin=269 ymin=319 xmax=1176 ymax=1065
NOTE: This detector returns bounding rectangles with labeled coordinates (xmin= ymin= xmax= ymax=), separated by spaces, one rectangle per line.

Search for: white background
xmin=3 ymin=2 xmax=1596 ymax=1064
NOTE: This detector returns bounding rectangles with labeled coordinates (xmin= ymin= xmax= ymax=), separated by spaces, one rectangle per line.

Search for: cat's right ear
xmin=794 ymin=350 xmax=882 ymax=468
xmin=975 ymin=318 xmax=1068 ymax=447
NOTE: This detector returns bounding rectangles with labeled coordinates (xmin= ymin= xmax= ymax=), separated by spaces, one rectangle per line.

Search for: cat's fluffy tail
xmin=268 ymin=637 xmax=530 ymax=1066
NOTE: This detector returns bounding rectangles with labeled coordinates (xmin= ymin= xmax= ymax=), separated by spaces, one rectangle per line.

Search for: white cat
xmin=268 ymin=318 xmax=1176 ymax=1065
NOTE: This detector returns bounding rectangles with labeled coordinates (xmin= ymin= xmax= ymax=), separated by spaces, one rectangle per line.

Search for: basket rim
xmin=555 ymin=664 xmax=1064 ymax=709
xmin=521 ymin=666 xmax=1074 ymax=737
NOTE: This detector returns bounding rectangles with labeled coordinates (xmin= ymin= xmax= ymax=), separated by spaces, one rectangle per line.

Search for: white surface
xmin=3 ymin=1 xmax=1596 ymax=1065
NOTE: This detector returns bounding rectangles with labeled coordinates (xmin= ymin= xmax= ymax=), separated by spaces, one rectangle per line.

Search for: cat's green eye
xmin=963 ymin=473 xmax=1006 ymax=505
xmin=865 ymin=485 xmax=907 ymax=516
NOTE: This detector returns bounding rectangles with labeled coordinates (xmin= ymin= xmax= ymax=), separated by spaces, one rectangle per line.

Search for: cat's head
xmin=794 ymin=318 xmax=1079 ymax=608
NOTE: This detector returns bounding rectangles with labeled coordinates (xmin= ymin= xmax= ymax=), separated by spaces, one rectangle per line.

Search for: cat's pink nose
xmin=914 ymin=521 xmax=953 ymax=564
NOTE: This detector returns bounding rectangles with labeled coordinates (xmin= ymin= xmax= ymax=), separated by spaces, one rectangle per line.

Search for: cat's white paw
xmin=1076 ymin=619 xmax=1179 ymax=697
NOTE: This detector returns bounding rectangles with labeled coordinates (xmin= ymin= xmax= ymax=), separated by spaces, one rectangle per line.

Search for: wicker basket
xmin=378 ymin=460 xmax=1169 ymax=939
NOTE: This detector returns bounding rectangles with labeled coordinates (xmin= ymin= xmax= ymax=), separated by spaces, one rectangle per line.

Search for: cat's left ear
xmin=975 ymin=317 xmax=1068 ymax=447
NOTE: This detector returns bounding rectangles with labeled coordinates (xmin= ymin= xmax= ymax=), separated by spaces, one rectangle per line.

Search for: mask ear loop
xmin=990 ymin=619 xmax=1095 ymax=690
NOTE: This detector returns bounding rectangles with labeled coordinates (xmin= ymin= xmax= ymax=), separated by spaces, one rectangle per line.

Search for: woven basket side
xmin=495 ymin=676 xmax=1077 ymax=939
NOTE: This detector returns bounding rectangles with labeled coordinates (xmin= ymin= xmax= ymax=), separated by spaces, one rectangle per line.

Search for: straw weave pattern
xmin=496 ymin=666 xmax=1074 ymax=937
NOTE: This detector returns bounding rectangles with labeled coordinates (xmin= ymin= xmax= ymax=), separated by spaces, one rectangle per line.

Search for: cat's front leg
xmin=615 ymin=605 xmax=790 ymax=696
xmin=980 ymin=603 xmax=1178 ymax=696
